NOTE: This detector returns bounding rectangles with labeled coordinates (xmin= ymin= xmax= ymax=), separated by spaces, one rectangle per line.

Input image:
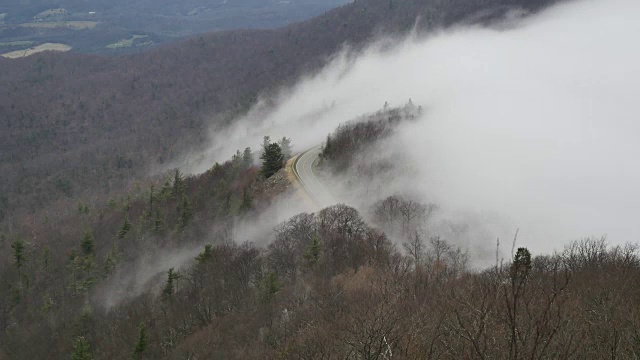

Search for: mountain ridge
xmin=0 ymin=0 xmax=558 ymax=223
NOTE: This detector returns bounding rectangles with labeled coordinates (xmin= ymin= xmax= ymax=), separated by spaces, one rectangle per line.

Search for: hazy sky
xmin=198 ymin=0 xmax=640 ymax=256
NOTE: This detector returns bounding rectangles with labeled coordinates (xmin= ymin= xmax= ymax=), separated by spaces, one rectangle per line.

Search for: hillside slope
xmin=0 ymin=0 xmax=557 ymax=224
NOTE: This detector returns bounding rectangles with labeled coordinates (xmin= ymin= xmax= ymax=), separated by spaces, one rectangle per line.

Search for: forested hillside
xmin=0 ymin=146 xmax=274 ymax=358
xmin=0 ymin=0 xmax=558 ymax=226
xmin=4 ymin=0 xmax=606 ymax=357
xmin=2 ymin=114 xmax=639 ymax=358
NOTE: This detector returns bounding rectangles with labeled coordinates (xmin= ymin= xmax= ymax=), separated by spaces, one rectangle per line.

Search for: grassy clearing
xmin=20 ymin=21 xmax=98 ymax=30
xmin=106 ymin=35 xmax=149 ymax=49
xmin=35 ymin=8 xmax=68 ymax=19
xmin=2 ymin=43 xmax=71 ymax=59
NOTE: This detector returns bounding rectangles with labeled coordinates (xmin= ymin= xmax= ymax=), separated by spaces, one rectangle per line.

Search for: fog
xmin=193 ymin=0 xmax=640 ymax=257
xmin=95 ymin=192 xmax=313 ymax=309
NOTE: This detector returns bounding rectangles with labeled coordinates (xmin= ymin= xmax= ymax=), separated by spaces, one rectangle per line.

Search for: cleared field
xmin=2 ymin=43 xmax=71 ymax=58
xmin=19 ymin=21 xmax=98 ymax=30
xmin=106 ymin=35 xmax=150 ymax=49
xmin=35 ymin=8 xmax=68 ymax=19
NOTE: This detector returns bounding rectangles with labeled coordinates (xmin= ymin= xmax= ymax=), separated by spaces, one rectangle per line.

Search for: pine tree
xmin=11 ymin=239 xmax=26 ymax=270
xmin=117 ymin=219 xmax=131 ymax=239
xmin=211 ymin=162 xmax=222 ymax=173
xmin=162 ymin=268 xmax=181 ymax=300
xmin=242 ymin=147 xmax=254 ymax=168
xmin=80 ymin=230 xmax=94 ymax=256
xmin=278 ymin=137 xmax=292 ymax=159
xmin=172 ymin=169 xmax=185 ymax=198
xmin=153 ymin=210 xmax=163 ymax=234
xmin=71 ymin=336 xmax=93 ymax=360
xmin=322 ymin=134 xmax=333 ymax=159
xmin=260 ymin=271 xmax=281 ymax=303
xmin=132 ymin=323 xmax=147 ymax=359
xmin=148 ymin=185 xmax=155 ymax=215
xmin=160 ymin=179 xmax=172 ymax=200
xmin=232 ymin=149 xmax=242 ymax=164
xmin=303 ymin=235 xmax=322 ymax=268
xmin=239 ymin=187 xmax=252 ymax=212
xmin=103 ymin=245 xmax=119 ymax=276
xmin=195 ymin=244 xmax=213 ymax=264
xmin=511 ymin=247 xmax=532 ymax=283
xmin=260 ymin=143 xmax=284 ymax=178
xmin=78 ymin=202 xmax=89 ymax=214
xmin=261 ymin=135 xmax=271 ymax=157
xmin=177 ymin=196 xmax=192 ymax=230
xmin=222 ymin=192 xmax=232 ymax=217
xmin=41 ymin=245 xmax=50 ymax=270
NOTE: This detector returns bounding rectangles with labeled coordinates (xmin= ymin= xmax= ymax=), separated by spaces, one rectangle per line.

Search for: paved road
xmin=292 ymin=146 xmax=334 ymax=208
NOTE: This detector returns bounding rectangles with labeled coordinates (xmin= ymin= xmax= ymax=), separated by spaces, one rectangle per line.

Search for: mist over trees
xmin=321 ymin=101 xmax=420 ymax=172
xmin=0 ymin=0 xmax=558 ymax=226
xmin=2 ymin=0 xmax=635 ymax=357
xmin=3 ymin=98 xmax=639 ymax=357
xmin=1 ymin=110 xmax=640 ymax=358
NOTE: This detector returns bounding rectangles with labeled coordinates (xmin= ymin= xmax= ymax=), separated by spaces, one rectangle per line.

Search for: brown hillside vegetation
xmin=1 ymin=138 xmax=639 ymax=358
xmin=0 ymin=0 xmax=557 ymax=224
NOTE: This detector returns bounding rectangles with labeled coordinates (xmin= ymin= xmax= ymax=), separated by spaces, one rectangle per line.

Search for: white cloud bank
xmin=197 ymin=0 xmax=640 ymax=255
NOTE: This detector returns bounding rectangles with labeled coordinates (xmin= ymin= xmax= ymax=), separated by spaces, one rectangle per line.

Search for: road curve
xmin=292 ymin=146 xmax=334 ymax=209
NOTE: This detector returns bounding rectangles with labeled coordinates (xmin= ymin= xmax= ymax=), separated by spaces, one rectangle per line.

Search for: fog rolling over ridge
xmin=197 ymin=0 xmax=640 ymax=256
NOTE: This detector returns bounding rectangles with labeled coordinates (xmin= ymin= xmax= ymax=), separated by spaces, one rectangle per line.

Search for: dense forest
xmin=320 ymin=101 xmax=421 ymax=173
xmin=0 ymin=0 xmax=559 ymax=227
xmin=8 ymin=0 xmax=632 ymax=358
xmin=1 ymin=120 xmax=639 ymax=358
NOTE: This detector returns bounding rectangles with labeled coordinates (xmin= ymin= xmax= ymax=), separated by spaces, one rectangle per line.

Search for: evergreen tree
xmin=148 ymin=185 xmax=155 ymax=215
xmin=178 ymin=196 xmax=192 ymax=230
xmin=41 ymin=245 xmax=50 ymax=270
xmin=322 ymin=134 xmax=333 ymax=159
xmin=11 ymin=238 xmax=25 ymax=270
xmin=160 ymin=180 xmax=172 ymax=200
xmin=172 ymin=169 xmax=185 ymax=198
xmin=261 ymin=135 xmax=271 ymax=157
xmin=80 ymin=230 xmax=94 ymax=256
xmin=278 ymin=136 xmax=293 ymax=159
xmin=132 ymin=323 xmax=147 ymax=359
xmin=242 ymin=147 xmax=254 ymax=168
xmin=195 ymin=244 xmax=213 ymax=264
xmin=303 ymin=235 xmax=321 ymax=268
xmin=231 ymin=150 xmax=244 ymax=168
xmin=103 ymin=245 xmax=119 ymax=276
xmin=211 ymin=162 xmax=222 ymax=173
xmin=260 ymin=143 xmax=284 ymax=178
xmin=78 ymin=202 xmax=89 ymax=214
xmin=153 ymin=210 xmax=163 ymax=234
xmin=117 ymin=219 xmax=131 ymax=239
xmin=260 ymin=271 xmax=281 ymax=303
xmin=222 ymin=192 xmax=232 ymax=217
xmin=162 ymin=268 xmax=181 ymax=300
xmin=511 ymin=247 xmax=532 ymax=283
xmin=192 ymin=245 xmax=213 ymax=292
xmin=71 ymin=336 xmax=93 ymax=360
xmin=239 ymin=187 xmax=252 ymax=212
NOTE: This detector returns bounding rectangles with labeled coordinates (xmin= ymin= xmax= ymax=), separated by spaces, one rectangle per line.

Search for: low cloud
xmin=191 ymin=0 xmax=640 ymax=257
